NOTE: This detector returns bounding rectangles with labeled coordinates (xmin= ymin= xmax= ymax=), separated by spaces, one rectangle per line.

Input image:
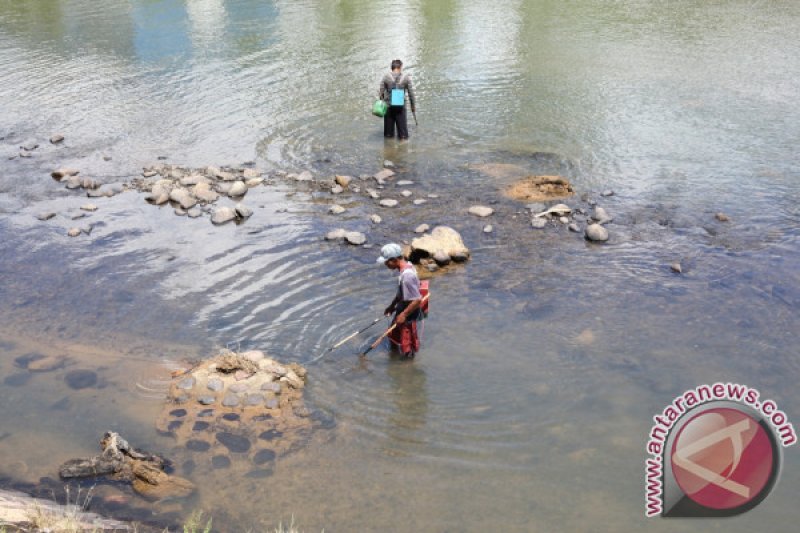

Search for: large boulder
xmin=410 ymin=226 xmax=470 ymax=264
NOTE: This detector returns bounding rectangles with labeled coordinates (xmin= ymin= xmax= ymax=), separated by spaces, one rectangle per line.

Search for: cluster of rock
xmin=10 ymin=134 xmax=63 ymax=159
xmin=529 ymin=202 xmax=614 ymax=242
xmin=60 ymin=432 xmax=195 ymax=502
xmin=132 ymin=163 xmax=264 ymax=223
xmin=51 ymin=168 xmax=125 ymax=198
xmin=155 ymin=350 xmax=315 ymax=475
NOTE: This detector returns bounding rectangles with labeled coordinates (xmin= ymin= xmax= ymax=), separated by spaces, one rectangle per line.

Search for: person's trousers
xmin=384 ymin=105 xmax=409 ymax=139
xmin=389 ymin=319 xmax=420 ymax=355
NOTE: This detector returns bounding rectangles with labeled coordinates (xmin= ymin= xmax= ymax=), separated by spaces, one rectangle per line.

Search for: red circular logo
xmin=670 ymin=407 xmax=774 ymax=510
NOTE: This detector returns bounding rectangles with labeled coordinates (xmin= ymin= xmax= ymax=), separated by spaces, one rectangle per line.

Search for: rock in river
xmin=592 ymin=206 xmax=612 ymax=224
xmin=50 ymin=134 xmax=65 ymax=144
xmin=67 ymin=228 xmax=82 ymax=237
xmin=211 ymin=207 xmax=237 ymax=225
xmin=468 ymin=205 xmax=494 ymax=217
xmin=585 ymin=223 xmax=609 ymax=242
xmin=329 ymin=204 xmax=346 ymax=215
xmin=51 ymin=168 xmax=80 ymax=180
xmin=379 ymin=199 xmax=398 ymax=208
xmin=345 ymin=231 xmax=366 ymax=245
xmin=235 ymin=204 xmax=253 ymax=218
xmin=370 ymin=214 xmax=382 ymax=224
xmin=216 ymin=432 xmax=251 ymax=453
xmin=410 ymin=226 xmax=470 ymax=264
xmin=335 ymin=175 xmax=353 ymax=188
xmin=228 ymin=181 xmax=247 ymax=197
xmin=325 ymin=228 xmax=347 ymax=240
xmin=531 ymin=217 xmax=547 ymax=229
xmin=415 ymin=224 xmax=430 ymax=233
xmin=65 ymin=369 xmax=98 ymax=389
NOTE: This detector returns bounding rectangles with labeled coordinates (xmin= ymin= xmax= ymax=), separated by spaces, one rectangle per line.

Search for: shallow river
xmin=1 ymin=1 xmax=799 ymax=531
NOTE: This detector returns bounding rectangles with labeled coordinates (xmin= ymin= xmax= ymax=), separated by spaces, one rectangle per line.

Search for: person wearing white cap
xmin=377 ymin=243 xmax=422 ymax=357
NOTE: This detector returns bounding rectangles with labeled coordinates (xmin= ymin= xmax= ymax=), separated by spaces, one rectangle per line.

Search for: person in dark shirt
xmin=379 ymin=59 xmax=416 ymax=140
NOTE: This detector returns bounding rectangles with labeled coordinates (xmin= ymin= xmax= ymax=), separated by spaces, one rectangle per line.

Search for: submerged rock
xmin=715 ymin=212 xmax=730 ymax=222
xmin=531 ymin=217 xmax=547 ymax=229
xmin=64 ymin=369 xmax=98 ymax=389
xmin=325 ymin=228 xmax=348 ymax=241
xmin=374 ymin=169 xmax=395 ymax=182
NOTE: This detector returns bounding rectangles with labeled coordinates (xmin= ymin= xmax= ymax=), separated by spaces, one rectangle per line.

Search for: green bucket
xmin=372 ymin=99 xmax=388 ymax=118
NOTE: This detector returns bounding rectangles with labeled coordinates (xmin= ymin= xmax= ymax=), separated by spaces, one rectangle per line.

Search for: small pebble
xmin=483 ymin=224 xmax=493 ymax=233
xmin=670 ymin=262 xmax=682 ymax=274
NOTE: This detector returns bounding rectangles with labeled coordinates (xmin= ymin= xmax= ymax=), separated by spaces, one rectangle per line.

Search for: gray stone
xmin=67 ymin=228 xmax=81 ymax=237
xmin=345 ymin=231 xmax=367 ymax=245
xmin=568 ymin=222 xmax=581 ymax=232
xmin=415 ymin=224 xmax=430 ymax=233
xmin=187 ymin=207 xmax=203 ymax=218
xmin=379 ymin=199 xmax=398 ymax=207
xmin=80 ymin=204 xmax=98 ymax=212
xmin=19 ymin=150 xmax=32 ymax=158
xmin=177 ymin=377 xmax=196 ymax=390
xmin=396 ymin=180 xmax=414 ymax=186
xmin=585 ymin=223 xmax=609 ymax=242
xmin=197 ymin=396 xmax=216 ymax=405
xmin=559 ymin=216 xmax=569 ymax=224
xmin=413 ymin=199 xmax=427 ymax=205
xmin=222 ymin=394 xmax=240 ymax=408
xmin=592 ymin=207 xmax=613 ymax=224
xmin=245 ymin=178 xmax=264 ymax=187
xmin=367 ymin=189 xmax=380 ymax=199
xmin=245 ymin=394 xmax=265 ymax=406
xmin=50 ymin=134 xmax=65 ymax=144
xmin=329 ymin=204 xmax=346 ymax=215
xmin=207 ymin=378 xmax=224 ymax=392
xmin=70 ymin=212 xmax=87 ymax=220
xmin=211 ymin=207 xmax=237 ymax=225
xmin=325 ymin=228 xmax=347 ymax=240
xmin=242 ymin=168 xmax=260 ymax=179
xmin=174 ymin=208 xmax=187 ymax=216
xmin=65 ymin=176 xmax=82 ymax=189
xmin=261 ymin=382 xmax=281 ymax=393
xmin=374 ymin=169 xmax=395 ymax=182
xmin=715 ymin=212 xmax=730 ymax=222
xmin=468 ymin=205 xmax=494 ymax=217
xmin=401 ymin=190 xmax=413 ymax=197
xmin=235 ymin=204 xmax=253 ymax=218
xmin=228 ymin=181 xmax=247 ymax=197
xmin=331 ymin=184 xmax=344 ymax=194
xmin=670 ymin=262 xmax=682 ymax=274
xmin=427 ymin=193 xmax=440 ymax=199
xmin=36 ymin=212 xmax=56 ymax=221
xmin=531 ymin=217 xmax=547 ymax=229
xmin=229 ymin=383 xmax=249 ymax=394
xmin=369 ymin=214 xmax=382 ymax=224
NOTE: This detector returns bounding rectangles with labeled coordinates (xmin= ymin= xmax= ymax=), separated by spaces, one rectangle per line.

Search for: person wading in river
xmin=379 ymin=59 xmax=416 ymax=140
xmin=378 ymin=243 xmax=422 ymax=358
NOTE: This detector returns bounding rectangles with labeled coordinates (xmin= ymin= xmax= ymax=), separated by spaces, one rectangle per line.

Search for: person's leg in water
xmin=389 ymin=319 xmax=419 ymax=358
xmin=384 ymin=107 xmax=396 ymax=138
xmin=396 ymin=105 xmax=409 ymax=140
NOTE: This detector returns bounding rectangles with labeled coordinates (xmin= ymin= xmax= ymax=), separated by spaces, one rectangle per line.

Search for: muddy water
xmin=1 ymin=1 xmax=800 ymax=531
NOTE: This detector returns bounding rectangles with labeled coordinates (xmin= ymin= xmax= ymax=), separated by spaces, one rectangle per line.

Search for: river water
xmin=1 ymin=1 xmax=799 ymax=531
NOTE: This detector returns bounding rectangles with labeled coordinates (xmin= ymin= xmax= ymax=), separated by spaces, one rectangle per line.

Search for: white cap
xmin=377 ymin=242 xmax=403 ymax=264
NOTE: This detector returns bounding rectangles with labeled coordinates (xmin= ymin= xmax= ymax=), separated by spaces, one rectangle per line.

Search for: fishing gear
xmin=308 ymin=316 xmax=383 ymax=364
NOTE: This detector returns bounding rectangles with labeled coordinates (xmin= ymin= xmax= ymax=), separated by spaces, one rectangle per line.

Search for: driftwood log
xmin=59 ymin=432 xmax=194 ymax=501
